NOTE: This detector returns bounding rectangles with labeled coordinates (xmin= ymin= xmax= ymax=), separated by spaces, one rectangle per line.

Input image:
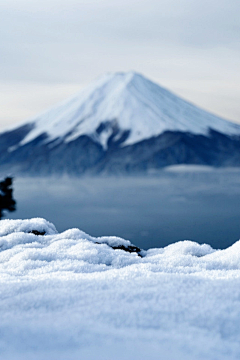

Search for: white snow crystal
xmin=1 ymin=218 xmax=240 ymax=360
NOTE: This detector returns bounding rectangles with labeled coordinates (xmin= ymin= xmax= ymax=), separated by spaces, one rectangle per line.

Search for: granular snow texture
xmin=1 ymin=218 xmax=240 ymax=360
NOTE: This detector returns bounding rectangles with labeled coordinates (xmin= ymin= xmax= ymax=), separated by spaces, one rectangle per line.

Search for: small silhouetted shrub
xmin=0 ymin=177 xmax=16 ymax=220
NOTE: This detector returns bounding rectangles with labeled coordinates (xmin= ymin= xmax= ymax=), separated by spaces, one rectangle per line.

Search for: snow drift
xmin=1 ymin=218 xmax=240 ymax=360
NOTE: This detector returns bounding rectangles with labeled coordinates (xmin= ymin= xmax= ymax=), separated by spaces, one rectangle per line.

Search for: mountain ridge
xmin=5 ymin=71 xmax=240 ymax=151
xmin=1 ymin=71 xmax=240 ymax=176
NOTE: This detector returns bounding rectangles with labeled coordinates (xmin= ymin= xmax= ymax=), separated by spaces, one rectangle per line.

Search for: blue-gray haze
xmin=7 ymin=169 xmax=240 ymax=250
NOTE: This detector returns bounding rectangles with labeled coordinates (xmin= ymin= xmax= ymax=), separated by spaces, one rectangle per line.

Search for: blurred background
xmin=6 ymin=169 xmax=240 ymax=250
xmin=1 ymin=0 xmax=240 ymax=249
xmin=1 ymin=0 xmax=240 ymax=130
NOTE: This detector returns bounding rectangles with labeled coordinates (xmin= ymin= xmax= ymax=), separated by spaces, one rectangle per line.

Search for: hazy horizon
xmin=0 ymin=0 xmax=239 ymax=131
xmin=6 ymin=170 xmax=240 ymax=250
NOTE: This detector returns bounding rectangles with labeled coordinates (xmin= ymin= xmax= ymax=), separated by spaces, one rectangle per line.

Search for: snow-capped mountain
xmin=1 ymin=71 xmax=240 ymax=176
xmin=12 ymin=72 xmax=240 ymax=148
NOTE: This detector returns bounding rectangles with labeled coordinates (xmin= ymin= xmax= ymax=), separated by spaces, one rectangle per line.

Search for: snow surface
xmin=9 ymin=71 xmax=240 ymax=149
xmin=1 ymin=218 xmax=240 ymax=359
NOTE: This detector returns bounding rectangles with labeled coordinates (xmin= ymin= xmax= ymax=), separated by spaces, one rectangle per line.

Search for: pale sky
xmin=0 ymin=0 xmax=240 ymax=131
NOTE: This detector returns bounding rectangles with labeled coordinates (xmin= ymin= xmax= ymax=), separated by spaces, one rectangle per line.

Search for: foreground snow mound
xmin=1 ymin=218 xmax=240 ymax=360
xmin=0 ymin=218 xmax=57 ymax=237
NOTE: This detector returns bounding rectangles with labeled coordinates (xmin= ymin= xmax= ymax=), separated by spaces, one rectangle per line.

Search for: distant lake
xmin=6 ymin=167 xmax=240 ymax=250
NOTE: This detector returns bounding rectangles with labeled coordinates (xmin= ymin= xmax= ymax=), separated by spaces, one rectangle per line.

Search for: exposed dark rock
xmin=96 ymin=241 xmax=142 ymax=256
xmin=28 ymin=230 xmax=46 ymax=236
xmin=112 ymin=244 xmax=142 ymax=257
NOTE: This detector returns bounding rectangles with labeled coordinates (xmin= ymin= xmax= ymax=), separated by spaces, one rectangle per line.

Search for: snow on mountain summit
xmin=19 ymin=71 xmax=240 ymax=149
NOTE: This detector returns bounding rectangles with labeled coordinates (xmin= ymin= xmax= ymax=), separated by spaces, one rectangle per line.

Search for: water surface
xmin=6 ymin=168 xmax=240 ymax=249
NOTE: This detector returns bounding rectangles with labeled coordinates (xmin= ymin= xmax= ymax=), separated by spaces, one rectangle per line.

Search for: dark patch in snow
xmin=96 ymin=241 xmax=142 ymax=256
xmin=28 ymin=230 xmax=46 ymax=236
xmin=112 ymin=244 xmax=143 ymax=257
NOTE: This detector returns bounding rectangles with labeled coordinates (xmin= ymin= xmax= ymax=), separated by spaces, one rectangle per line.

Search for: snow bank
xmin=1 ymin=218 xmax=240 ymax=360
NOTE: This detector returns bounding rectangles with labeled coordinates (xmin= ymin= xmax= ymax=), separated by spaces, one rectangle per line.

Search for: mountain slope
xmin=10 ymin=71 xmax=240 ymax=148
xmin=1 ymin=71 xmax=240 ymax=176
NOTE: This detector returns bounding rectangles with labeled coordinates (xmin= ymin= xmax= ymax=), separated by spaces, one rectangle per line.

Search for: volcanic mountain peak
xmin=11 ymin=71 xmax=240 ymax=149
